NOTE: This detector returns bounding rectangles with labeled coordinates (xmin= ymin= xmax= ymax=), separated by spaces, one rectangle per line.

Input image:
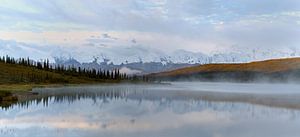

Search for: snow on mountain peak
xmin=1 ymin=39 xmax=300 ymax=65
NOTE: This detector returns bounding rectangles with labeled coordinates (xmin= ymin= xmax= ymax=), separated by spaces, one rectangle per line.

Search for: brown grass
xmin=0 ymin=62 xmax=119 ymax=85
xmin=152 ymin=58 xmax=300 ymax=77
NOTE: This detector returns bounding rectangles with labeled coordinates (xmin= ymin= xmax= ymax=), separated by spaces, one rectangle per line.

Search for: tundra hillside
xmin=149 ymin=58 xmax=300 ymax=82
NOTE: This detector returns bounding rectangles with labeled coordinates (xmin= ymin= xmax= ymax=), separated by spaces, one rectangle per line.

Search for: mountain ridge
xmin=149 ymin=58 xmax=300 ymax=82
xmin=2 ymin=39 xmax=300 ymax=65
xmin=2 ymin=39 xmax=300 ymax=74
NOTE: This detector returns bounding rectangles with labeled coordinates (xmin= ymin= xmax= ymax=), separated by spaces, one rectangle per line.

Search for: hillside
xmin=0 ymin=58 xmax=132 ymax=106
xmin=149 ymin=58 xmax=300 ymax=82
xmin=0 ymin=62 xmax=117 ymax=85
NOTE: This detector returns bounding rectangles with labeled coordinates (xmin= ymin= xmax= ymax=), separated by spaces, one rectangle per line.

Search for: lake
xmin=1 ymin=82 xmax=300 ymax=137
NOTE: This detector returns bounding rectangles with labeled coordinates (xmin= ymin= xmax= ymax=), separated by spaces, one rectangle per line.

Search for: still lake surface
xmin=1 ymin=82 xmax=300 ymax=137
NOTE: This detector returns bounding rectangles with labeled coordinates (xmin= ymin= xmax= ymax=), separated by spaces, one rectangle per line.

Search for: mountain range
xmin=1 ymin=39 xmax=300 ymax=74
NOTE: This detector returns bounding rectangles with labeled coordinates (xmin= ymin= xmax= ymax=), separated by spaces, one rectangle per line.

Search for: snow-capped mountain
xmin=208 ymin=46 xmax=300 ymax=63
xmin=1 ymin=39 xmax=300 ymax=65
xmin=51 ymin=45 xmax=300 ymax=74
xmin=79 ymin=47 xmax=300 ymax=65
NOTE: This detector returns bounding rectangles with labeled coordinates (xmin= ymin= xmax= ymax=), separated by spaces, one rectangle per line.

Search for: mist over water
xmin=170 ymin=82 xmax=300 ymax=94
xmin=1 ymin=83 xmax=300 ymax=137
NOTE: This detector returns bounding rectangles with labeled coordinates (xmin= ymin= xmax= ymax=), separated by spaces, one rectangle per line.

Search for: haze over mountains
xmin=1 ymin=39 xmax=300 ymax=74
xmin=1 ymin=39 xmax=300 ymax=65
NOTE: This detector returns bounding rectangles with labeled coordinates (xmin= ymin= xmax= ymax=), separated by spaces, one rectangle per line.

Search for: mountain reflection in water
xmin=1 ymin=83 xmax=300 ymax=137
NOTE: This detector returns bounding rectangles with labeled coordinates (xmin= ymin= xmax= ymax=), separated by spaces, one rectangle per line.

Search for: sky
xmin=0 ymin=0 xmax=300 ymax=62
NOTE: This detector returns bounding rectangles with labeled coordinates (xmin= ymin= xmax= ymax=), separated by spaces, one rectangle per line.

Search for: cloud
xmin=102 ymin=33 xmax=118 ymax=40
xmin=119 ymin=67 xmax=142 ymax=75
xmin=85 ymin=33 xmax=119 ymax=48
xmin=0 ymin=39 xmax=55 ymax=60
xmin=0 ymin=0 xmax=299 ymax=59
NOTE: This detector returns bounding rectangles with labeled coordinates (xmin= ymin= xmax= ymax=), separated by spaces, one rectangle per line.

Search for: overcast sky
xmin=0 ymin=0 xmax=300 ymax=54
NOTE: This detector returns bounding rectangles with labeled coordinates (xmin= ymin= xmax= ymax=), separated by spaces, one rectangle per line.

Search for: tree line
xmin=0 ymin=55 xmax=136 ymax=82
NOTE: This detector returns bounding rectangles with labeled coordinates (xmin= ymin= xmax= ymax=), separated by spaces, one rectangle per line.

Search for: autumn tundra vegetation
xmin=0 ymin=55 xmax=133 ymax=84
xmin=149 ymin=58 xmax=300 ymax=82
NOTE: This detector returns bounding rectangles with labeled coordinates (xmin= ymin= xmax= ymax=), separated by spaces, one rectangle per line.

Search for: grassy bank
xmin=0 ymin=84 xmax=37 ymax=92
xmin=0 ymin=84 xmax=59 ymax=106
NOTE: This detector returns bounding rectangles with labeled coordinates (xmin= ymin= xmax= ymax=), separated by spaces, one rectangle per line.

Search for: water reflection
xmin=6 ymin=84 xmax=300 ymax=110
xmin=1 ymin=84 xmax=300 ymax=137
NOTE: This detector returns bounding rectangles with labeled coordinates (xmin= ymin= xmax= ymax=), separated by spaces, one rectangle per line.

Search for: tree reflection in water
xmin=1 ymin=85 xmax=300 ymax=120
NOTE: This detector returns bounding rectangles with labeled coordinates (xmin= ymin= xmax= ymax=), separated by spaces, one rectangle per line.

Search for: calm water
xmin=1 ymin=82 xmax=300 ymax=137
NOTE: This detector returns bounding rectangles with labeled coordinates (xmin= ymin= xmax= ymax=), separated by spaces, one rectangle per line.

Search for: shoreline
xmin=0 ymin=81 xmax=166 ymax=107
xmin=0 ymin=84 xmax=70 ymax=107
xmin=1 ymin=82 xmax=300 ymax=111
